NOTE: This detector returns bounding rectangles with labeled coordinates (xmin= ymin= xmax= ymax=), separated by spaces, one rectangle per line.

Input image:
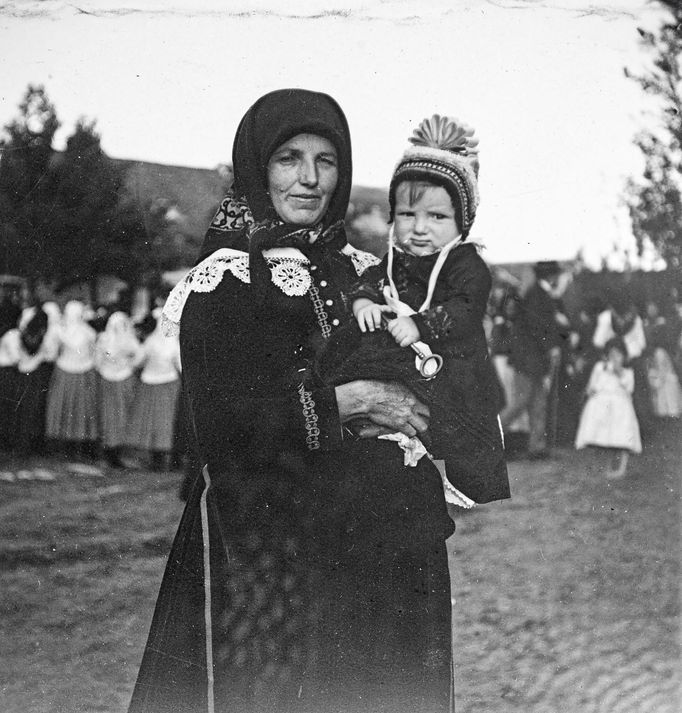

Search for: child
xmin=575 ymin=337 xmax=642 ymax=479
xmin=314 ymin=115 xmax=509 ymax=508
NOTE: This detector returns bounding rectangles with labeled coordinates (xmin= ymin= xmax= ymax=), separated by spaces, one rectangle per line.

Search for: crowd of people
xmin=487 ymin=261 xmax=682 ymax=477
xmin=1 ymin=264 xmax=680 ymax=484
xmin=0 ymin=292 xmax=182 ymax=471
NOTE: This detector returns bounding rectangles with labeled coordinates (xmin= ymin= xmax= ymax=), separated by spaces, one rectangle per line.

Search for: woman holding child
xmin=129 ymin=89 xmax=508 ymax=713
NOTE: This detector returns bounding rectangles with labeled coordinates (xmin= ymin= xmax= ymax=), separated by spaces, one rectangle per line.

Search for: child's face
xmin=607 ymin=347 xmax=625 ymax=368
xmin=393 ymin=183 xmax=460 ymax=256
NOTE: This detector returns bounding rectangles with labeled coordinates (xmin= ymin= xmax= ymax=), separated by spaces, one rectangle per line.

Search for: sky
xmin=0 ymin=0 xmax=670 ymax=267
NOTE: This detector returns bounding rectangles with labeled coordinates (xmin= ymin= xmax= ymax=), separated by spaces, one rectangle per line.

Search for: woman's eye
xmin=318 ymin=155 xmax=337 ymax=167
xmin=275 ymin=153 xmax=296 ymax=164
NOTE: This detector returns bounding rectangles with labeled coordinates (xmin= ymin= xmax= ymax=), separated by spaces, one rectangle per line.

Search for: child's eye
xmin=397 ymin=210 xmax=414 ymax=218
xmin=431 ymin=213 xmax=449 ymax=220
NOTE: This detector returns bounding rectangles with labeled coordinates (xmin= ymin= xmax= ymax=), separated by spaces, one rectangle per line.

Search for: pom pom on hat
xmin=389 ymin=114 xmax=480 ymax=237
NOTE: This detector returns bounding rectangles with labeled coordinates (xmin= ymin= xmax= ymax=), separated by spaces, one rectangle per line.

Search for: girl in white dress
xmin=575 ymin=338 xmax=642 ymax=479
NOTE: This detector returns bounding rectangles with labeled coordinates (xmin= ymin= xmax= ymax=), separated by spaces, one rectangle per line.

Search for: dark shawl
xmin=199 ymin=88 xmax=353 ymax=262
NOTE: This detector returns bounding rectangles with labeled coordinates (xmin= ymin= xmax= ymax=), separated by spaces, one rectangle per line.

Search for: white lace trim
xmin=442 ymin=477 xmax=476 ymax=509
xmin=161 ymin=247 xmax=311 ymax=337
xmin=341 ymin=243 xmax=381 ymax=276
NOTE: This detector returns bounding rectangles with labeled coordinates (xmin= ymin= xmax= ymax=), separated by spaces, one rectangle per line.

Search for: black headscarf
xmin=20 ymin=307 xmax=48 ymax=356
xmin=200 ymin=88 xmax=353 ymax=266
xmin=232 ymin=88 xmax=352 ymax=226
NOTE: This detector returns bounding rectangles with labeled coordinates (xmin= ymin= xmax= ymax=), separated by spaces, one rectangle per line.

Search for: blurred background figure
xmin=593 ymin=293 xmax=652 ymax=435
xmin=575 ymin=337 xmax=642 ymax=479
xmin=95 ymin=311 xmax=143 ymax=468
xmin=0 ymin=303 xmax=22 ymax=453
xmin=45 ymin=300 xmax=99 ymax=460
xmin=489 ymin=289 xmax=530 ymax=456
xmin=646 ymin=327 xmax=682 ymax=420
xmin=126 ymin=308 xmax=181 ymax=471
xmin=500 ymin=261 xmax=569 ymax=459
xmin=554 ymin=300 xmax=601 ymax=447
xmin=14 ymin=303 xmax=60 ymax=455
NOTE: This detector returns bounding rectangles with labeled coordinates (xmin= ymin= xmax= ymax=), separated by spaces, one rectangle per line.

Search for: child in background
xmin=575 ymin=337 xmax=642 ymax=479
xmin=314 ymin=115 xmax=509 ymax=508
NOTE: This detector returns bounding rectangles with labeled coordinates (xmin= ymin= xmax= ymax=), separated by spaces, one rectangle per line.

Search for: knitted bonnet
xmin=388 ymin=115 xmax=480 ymax=238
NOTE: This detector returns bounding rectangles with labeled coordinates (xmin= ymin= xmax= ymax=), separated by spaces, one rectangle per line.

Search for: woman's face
xmin=267 ymin=133 xmax=339 ymax=226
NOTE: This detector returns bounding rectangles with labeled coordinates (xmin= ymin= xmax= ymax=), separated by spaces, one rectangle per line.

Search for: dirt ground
xmin=0 ymin=420 xmax=679 ymax=713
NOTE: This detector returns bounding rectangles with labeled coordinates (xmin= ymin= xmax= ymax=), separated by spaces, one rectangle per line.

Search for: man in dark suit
xmin=500 ymin=261 xmax=568 ymax=459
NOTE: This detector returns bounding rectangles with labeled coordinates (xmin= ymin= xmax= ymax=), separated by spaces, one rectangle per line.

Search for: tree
xmin=625 ymin=1 xmax=682 ymax=269
xmin=49 ymin=118 xmax=147 ymax=293
xmin=0 ymin=85 xmax=60 ymax=280
xmin=0 ymin=86 xmax=148 ymax=296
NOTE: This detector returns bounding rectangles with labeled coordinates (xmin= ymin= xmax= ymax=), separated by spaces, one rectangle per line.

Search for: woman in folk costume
xmin=0 ymin=309 xmax=22 ymax=452
xmin=44 ymin=300 xmax=99 ymax=456
xmin=125 ymin=307 xmax=181 ymax=471
xmin=15 ymin=304 xmax=60 ymax=454
xmin=95 ymin=311 xmax=144 ymax=467
xmin=314 ymin=115 xmax=508 ymax=509
xmin=129 ymin=89 xmax=455 ymax=713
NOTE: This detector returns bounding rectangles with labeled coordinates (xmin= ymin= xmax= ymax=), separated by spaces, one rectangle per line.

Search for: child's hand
xmin=355 ymin=301 xmax=389 ymax=333
xmin=387 ymin=316 xmax=420 ymax=347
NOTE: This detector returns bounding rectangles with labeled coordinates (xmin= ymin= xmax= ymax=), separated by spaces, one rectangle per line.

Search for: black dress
xmin=314 ymin=243 xmax=509 ymax=504
xmin=128 ymin=240 xmax=455 ymax=713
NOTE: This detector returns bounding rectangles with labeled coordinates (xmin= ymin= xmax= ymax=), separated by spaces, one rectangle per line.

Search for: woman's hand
xmin=335 ymin=380 xmax=430 ymax=438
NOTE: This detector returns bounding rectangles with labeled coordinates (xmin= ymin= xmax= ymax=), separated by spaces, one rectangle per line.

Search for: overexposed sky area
xmin=0 ymin=0 xmax=669 ymax=266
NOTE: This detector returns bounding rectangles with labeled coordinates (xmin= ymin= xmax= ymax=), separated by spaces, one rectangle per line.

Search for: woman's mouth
xmin=291 ymin=194 xmax=320 ymax=204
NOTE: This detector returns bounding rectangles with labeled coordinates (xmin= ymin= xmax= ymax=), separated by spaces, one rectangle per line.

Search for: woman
xmin=0 ymin=308 xmax=22 ymax=452
xmin=95 ymin=311 xmax=143 ymax=467
xmin=128 ymin=89 xmax=456 ymax=713
xmin=15 ymin=304 xmax=60 ymax=454
xmin=44 ymin=300 xmax=99 ymax=457
xmin=126 ymin=307 xmax=181 ymax=470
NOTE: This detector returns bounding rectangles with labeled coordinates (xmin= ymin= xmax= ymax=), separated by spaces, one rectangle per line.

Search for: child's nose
xmin=414 ymin=215 xmax=428 ymax=233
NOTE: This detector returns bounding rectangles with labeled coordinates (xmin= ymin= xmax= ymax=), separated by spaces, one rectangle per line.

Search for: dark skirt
xmin=314 ymin=323 xmax=509 ymax=504
xmin=128 ymin=443 xmax=454 ymax=713
xmin=99 ymin=375 xmax=138 ymax=448
xmin=44 ymin=367 xmax=99 ymax=443
xmin=126 ymin=380 xmax=180 ymax=452
xmin=15 ymin=362 xmax=54 ymax=453
xmin=0 ymin=365 xmax=20 ymax=450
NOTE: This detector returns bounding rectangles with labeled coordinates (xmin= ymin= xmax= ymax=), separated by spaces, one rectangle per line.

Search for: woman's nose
xmin=298 ymin=157 xmax=318 ymax=186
